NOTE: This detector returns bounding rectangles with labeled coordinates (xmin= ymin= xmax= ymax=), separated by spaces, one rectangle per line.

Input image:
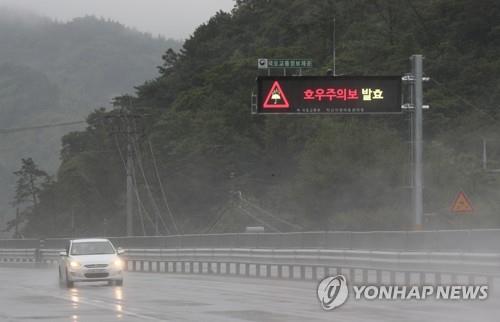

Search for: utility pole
xmin=411 ymin=55 xmax=424 ymax=230
xmin=126 ymin=128 xmax=134 ymax=236
xmin=106 ymin=111 xmax=143 ymax=237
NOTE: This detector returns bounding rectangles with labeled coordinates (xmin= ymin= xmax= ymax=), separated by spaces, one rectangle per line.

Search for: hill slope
xmin=8 ymin=0 xmax=500 ymax=237
xmin=0 ymin=9 xmax=181 ymax=233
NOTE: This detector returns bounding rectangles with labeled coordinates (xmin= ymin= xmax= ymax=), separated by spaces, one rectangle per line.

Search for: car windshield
xmin=70 ymin=242 xmax=115 ymax=255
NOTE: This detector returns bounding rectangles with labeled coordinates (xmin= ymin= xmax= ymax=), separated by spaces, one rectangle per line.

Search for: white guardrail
xmin=0 ymin=249 xmax=37 ymax=263
xmin=1 ymin=247 xmax=498 ymax=287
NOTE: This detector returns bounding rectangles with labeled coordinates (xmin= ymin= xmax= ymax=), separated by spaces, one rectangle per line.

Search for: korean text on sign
xmin=303 ymin=88 xmax=360 ymax=101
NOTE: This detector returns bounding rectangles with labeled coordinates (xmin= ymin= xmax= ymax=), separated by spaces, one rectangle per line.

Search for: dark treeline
xmin=11 ymin=0 xmax=500 ymax=237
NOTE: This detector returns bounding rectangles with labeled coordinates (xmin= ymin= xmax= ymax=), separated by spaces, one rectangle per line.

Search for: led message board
xmin=256 ymin=76 xmax=402 ymax=114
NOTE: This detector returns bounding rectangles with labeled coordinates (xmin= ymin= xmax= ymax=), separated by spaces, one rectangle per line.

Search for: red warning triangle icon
xmin=450 ymin=191 xmax=473 ymax=213
xmin=263 ymin=81 xmax=290 ymax=109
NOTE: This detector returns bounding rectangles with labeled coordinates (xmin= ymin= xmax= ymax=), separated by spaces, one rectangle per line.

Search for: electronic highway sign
xmin=256 ymin=76 xmax=402 ymax=114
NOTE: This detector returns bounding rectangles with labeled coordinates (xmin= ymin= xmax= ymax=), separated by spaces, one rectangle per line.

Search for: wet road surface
xmin=0 ymin=266 xmax=499 ymax=321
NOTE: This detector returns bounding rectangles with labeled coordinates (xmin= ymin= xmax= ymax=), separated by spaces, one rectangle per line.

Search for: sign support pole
xmin=411 ymin=55 xmax=424 ymax=230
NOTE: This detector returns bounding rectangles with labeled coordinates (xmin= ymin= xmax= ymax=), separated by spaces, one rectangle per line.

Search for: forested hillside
xmin=0 ymin=8 xmax=181 ymax=233
xmin=13 ymin=0 xmax=500 ymax=237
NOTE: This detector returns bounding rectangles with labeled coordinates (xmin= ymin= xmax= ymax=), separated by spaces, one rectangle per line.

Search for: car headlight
xmin=114 ymin=259 xmax=124 ymax=269
xmin=69 ymin=261 xmax=81 ymax=269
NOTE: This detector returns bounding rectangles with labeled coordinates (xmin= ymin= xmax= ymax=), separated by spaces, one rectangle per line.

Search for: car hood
xmin=69 ymin=254 xmax=118 ymax=265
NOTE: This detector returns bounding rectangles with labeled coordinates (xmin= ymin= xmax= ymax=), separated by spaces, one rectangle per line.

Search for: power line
xmin=113 ymin=130 xmax=156 ymax=235
xmin=0 ymin=120 xmax=85 ymax=134
xmin=129 ymin=129 xmax=170 ymax=235
xmin=147 ymin=137 xmax=180 ymax=234
xmin=205 ymin=203 xmax=231 ymax=234
xmin=130 ymin=118 xmax=179 ymax=235
xmin=237 ymin=191 xmax=302 ymax=230
xmin=236 ymin=205 xmax=280 ymax=232
xmin=430 ymin=78 xmax=498 ymax=120
xmin=429 ymin=78 xmax=499 ymax=136
xmin=131 ymin=157 xmax=147 ymax=236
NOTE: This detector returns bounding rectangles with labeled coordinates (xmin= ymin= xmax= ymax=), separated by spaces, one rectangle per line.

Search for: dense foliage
xmin=12 ymin=0 xmax=500 ymax=237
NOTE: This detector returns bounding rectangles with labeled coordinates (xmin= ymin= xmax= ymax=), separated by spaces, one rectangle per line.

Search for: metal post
xmin=332 ymin=17 xmax=336 ymax=76
xmin=126 ymin=132 xmax=134 ymax=236
xmin=411 ymin=55 xmax=424 ymax=230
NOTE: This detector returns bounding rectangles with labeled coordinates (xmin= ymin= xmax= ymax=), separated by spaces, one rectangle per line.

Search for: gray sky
xmin=0 ymin=0 xmax=235 ymax=39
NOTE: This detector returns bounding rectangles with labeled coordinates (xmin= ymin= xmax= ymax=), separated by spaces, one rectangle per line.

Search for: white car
xmin=58 ymin=238 xmax=125 ymax=288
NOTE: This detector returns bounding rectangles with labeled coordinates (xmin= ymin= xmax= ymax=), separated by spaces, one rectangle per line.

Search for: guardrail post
xmin=34 ymin=247 xmax=40 ymax=264
xmin=390 ymin=271 xmax=396 ymax=284
xmin=487 ymin=276 xmax=494 ymax=293
xmin=35 ymin=239 xmax=45 ymax=265
xmin=435 ymin=272 xmax=441 ymax=284
xmin=323 ymin=266 xmax=329 ymax=279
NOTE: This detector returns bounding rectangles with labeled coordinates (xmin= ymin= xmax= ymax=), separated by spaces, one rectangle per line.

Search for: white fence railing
xmin=1 ymin=230 xmax=499 ymax=286
xmin=1 ymin=247 xmax=498 ymax=287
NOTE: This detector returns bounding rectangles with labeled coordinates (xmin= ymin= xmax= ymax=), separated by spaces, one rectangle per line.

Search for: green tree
xmin=13 ymin=158 xmax=49 ymax=208
xmin=6 ymin=158 xmax=50 ymax=236
xmin=15 ymin=0 xmax=500 ymax=235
